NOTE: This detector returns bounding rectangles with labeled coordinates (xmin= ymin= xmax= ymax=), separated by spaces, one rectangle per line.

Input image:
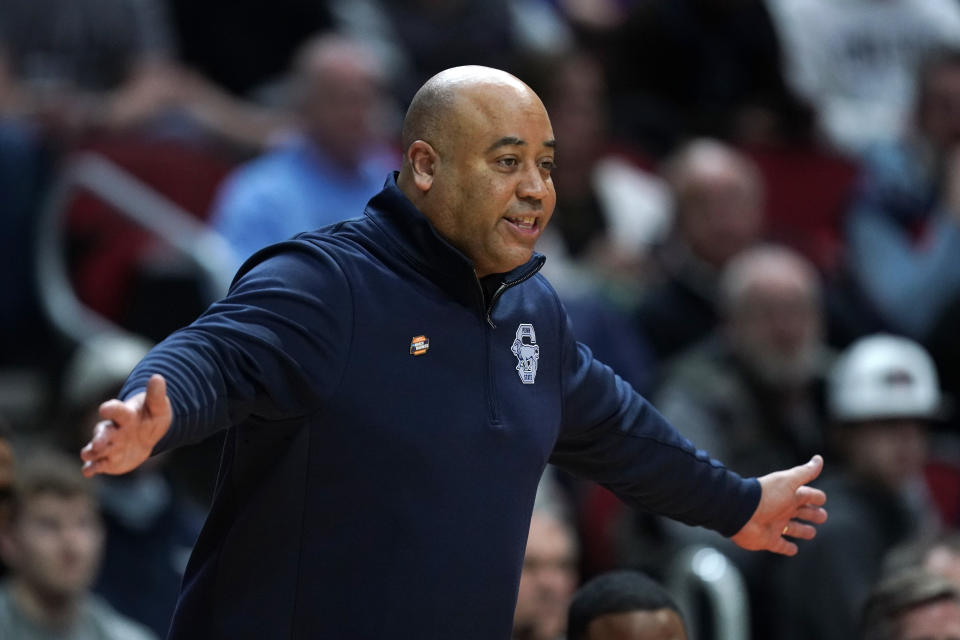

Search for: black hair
xmin=567 ymin=570 xmax=685 ymax=640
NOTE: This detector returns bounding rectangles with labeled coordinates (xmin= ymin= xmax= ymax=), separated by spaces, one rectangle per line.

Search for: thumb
xmin=143 ymin=374 xmax=168 ymax=417
xmin=789 ymin=454 xmax=824 ymax=488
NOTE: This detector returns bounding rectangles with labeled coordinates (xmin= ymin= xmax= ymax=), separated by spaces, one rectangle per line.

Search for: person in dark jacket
xmin=79 ymin=66 xmax=827 ymax=639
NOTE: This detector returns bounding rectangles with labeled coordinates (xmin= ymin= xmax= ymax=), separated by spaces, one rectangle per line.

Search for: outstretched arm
xmin=80 ymin=374 xmax=172 ymax=477
xmin=731 ymin=455 xmax=828 ymax=556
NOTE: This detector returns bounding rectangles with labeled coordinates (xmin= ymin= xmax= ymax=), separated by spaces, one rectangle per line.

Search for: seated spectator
xmin=209 ymin=33 xmax=397 ymax=266
xmin=775 ymin=334 xmax=945 ymax=640
xmin=635 ymin=139 xmax=764 ymax=363
xmin=566 ymin=570 xmax=688 ymax=640
xmin=512 ymin=491 xmax=580 ymax=640
xmin=618 ymin=243 xmax=827 ymax=637
xmin=0 ymin=450 xmax=156 ymax=639
xmin=766 ymin=0 xmax=960 ymax=155
xmin=861 ymin=569 xmax=960 ymax=640
xmin=845 ymin=47 xmax=960 ymax=343
xmin=654 ymin=244 xmax=828 ymax=478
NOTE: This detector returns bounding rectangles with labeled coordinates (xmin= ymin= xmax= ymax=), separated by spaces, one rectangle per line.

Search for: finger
xmin=100 ymin=399 xmax=136 ymax=426
xmin=782 ymin=521 xmax=818 ymax=541
xmin=80 ymin=421 xmax=116 ymax=460
xmin=789 ymin=454 xmax=824 ymax=488
xmin=796 ymin=486 xmax=827 ymax=508
xmin=82 ymin=457 xmax=108 ymax=478
xmin=771 ymin=536 xmax=798 ymax=557
xmin=144 ymin=374 xmax=167 ymax=416
xmin=795 ymin=505 xmax=828 ymax=524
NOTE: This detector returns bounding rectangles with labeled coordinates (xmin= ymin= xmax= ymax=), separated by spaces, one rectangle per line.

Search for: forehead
xmin=526 ymin=514 xmax=576 ymax=557
xmin=21 ymin=492 xmax=95 ymax=520
xmin=586 ymin=609 xmax=687 ymax=640
xmin=453 ymin=83 xmax=554 ymax=149
xmin=900 ymin=599 xmax=960 ymax=639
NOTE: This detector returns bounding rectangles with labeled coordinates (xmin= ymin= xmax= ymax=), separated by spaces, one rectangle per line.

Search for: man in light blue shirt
xmin=210 ymin=33 xmax=397 ymax=267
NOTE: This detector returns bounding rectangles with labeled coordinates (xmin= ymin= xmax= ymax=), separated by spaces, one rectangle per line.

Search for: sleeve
xmin=549 ymin=313 xmax=760 ymax=537
xmin=119 ymin=240 xmax=353 ymax=454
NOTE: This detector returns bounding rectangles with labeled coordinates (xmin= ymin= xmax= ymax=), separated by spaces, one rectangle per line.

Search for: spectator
xmin=775 ymin=334 xmax=945 ymax=640
xmin=861 ymin=569 xmax=960 ymax=640
xmin=654 ymin=244 xmax=828 ymax=478
xmin=845 ymin=47 xmax=960 ymax=343
xmin=635 ymin=139 xmax=764 ymax=363
xmin=512 ymin=504 xmax=580 ymax=640
xmin=766 ymin=0 xmax=960 ymax=155
xmin=615 ymin=245 xmax=828 ymax=637
xmin=0 ymin=450 xmax=156 ymax=639
xmin=209 ymin=33 xmax=397 ymax=266
xmin=567 ymin=570 xmax=688 ymax=640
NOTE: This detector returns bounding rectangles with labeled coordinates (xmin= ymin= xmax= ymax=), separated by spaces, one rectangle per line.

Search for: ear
xmin=407 ymin=140 xmax=438 ymax=193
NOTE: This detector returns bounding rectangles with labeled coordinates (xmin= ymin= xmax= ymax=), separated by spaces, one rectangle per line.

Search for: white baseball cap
xmin=828 ymin=334 xmax=941 ymax=423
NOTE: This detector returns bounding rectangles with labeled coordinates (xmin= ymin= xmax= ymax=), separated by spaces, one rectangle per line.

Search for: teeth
xmin=510 ymin=216 xmax=536 ymax=229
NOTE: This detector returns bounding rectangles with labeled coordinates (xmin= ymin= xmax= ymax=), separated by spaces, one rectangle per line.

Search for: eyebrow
xmin=485 ymin=137 xmax=557 ymax=153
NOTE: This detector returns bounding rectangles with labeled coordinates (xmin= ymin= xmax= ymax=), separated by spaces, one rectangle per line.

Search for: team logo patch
xmin=410 ymin=335 xmax=430 ymax=356
xmin=511 ymin=323 xmax=539 ymax=384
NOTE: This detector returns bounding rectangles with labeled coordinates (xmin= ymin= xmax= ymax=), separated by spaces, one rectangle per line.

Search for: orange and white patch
xmin=410 ymin=335 xmax=430 ymax=356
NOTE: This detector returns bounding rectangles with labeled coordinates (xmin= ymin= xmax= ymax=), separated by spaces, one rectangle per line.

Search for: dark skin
xmin=584 ymin=609 xmax=688 ymax=640
xmin=80 ymin=66 xmax=827 ymax=556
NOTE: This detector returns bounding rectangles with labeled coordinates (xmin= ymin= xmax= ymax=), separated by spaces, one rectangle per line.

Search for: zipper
xmin=472 ymin=258 xmax=544 ymax=427
xmin=474 ymin=274 xmax=502 ymax=425
xmin=480 ymin=261 xmax=544 ymax=330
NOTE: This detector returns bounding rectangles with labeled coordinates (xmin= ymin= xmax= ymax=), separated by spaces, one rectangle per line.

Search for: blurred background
xmin=4 ymin=0 xmax=960 ymax=638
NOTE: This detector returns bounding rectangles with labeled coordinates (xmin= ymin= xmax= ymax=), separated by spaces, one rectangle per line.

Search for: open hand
xmin=730 ymin=455 xmax=828 ymax=556
xmin=80 ymin=374 xmax=171 ymax=477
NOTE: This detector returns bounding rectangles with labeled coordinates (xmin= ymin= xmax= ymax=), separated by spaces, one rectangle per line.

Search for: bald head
xmin=396 ymin=65 xmax=557 ymax=277
xmin=720 ymin=244 xmax=824 ymax=387
xmin=292 ymin=33 xmax=385 ymax=166
xmin=401 ymin=66 xmax=541 ymax=155
xmin=663 ymin=138 xmax=764 ymax=268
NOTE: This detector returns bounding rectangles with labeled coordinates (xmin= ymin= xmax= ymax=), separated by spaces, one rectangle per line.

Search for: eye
xmin=496 ymin=157 xmax=519 ymax=169
xmin=538 ymin=158 xmax=556 ymax=173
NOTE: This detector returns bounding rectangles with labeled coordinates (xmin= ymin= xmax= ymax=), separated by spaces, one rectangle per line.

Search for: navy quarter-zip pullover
xmin=121 ymin=174 xmax=760 ymax=639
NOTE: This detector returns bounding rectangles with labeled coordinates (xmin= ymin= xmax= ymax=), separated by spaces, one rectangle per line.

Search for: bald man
xmin=80 ymin=67 xmax=827 ymax=639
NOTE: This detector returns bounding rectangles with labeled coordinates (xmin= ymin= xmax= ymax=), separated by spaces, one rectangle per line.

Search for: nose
xmin=517 ymin=164 xmax=550 ymax=203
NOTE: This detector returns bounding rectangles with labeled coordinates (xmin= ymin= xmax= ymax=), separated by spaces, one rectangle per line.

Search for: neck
xmin=10 ymin=578 xmax=81 ymax=630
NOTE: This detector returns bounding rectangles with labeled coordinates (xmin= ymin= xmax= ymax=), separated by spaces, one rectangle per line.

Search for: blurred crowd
xmin=4 ymin=0 xmax=960 ymax=638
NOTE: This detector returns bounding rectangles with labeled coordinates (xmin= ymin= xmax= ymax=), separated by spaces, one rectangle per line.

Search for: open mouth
xmin=504 ymin=215 xmax=539 ymax=233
